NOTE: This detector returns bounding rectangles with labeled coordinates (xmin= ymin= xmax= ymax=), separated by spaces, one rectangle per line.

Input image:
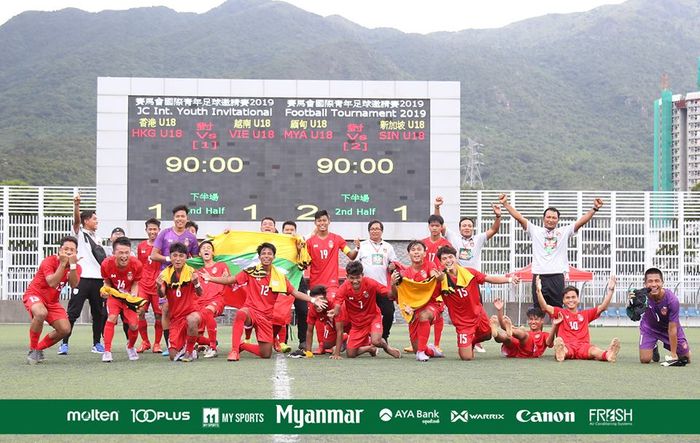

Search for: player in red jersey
xmin=289 ymin=285 xmax=345 ymax=358
xmin=135 ymin=218 xmax=162 ymax=353
xmin=437 ymin=245 xmax=519 ymax=361
xmin=402 ymin=214 xmax=453 ymax=355
xmin=490 ymin=298 xmax=562 ymax=358
xmin=536 ymin=275 xmax=620 ymax=362
xmin=331 ymin=261 xmax=401 ymax=359
xmin=156 ymin=242 xmax=203 ymax=362
xmin=24 ymin=236 xmax=81 ymax=364
xmin=99 ymin=237 xmax=143 ymax=363
xmin=204 ymin=242 xmax=326 ymax=361
xmin=391 ymin=240 xmax=445 ymax=362
xmin=306 ymin=210 xmax=358 ymax=298
xmin=195 ymin=240 xmax=228 ymax=358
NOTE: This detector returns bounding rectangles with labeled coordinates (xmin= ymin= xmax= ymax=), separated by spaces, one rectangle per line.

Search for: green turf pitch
xmin=1 ymin=324 xmax=698 ymax=442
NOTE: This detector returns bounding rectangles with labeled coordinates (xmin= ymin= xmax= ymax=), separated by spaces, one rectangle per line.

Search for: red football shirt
xmin=196 ymin=262 xmax=228 ymax=306
xmin=519 ymin=330 xmax=551 ymax=358
xmin=24 ymin=255 xmax=82 ymax=303
xmin=101 ymin=256 xmax=143 ymax=293
xmin=137 ymin=240 xmax=160 ymax=296
xmin=235 ymin=269 xmax=295 ymax=317
xmin=335 ymin=277 xmax=388 ymax=328
xmin=552 ymin=306 xmax=599 ymax=346
xmin=163 ymin=268 xmax=199 ymax=320
xmin=440 ymin=267 xmax=487 ymax=329
xmin=422 ymin=236 xmax=452 ymax=269
xmin=306 ymin=233 xmax=347 ymax=288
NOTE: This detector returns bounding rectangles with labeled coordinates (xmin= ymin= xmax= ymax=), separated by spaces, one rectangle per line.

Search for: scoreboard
xmin=97 ymin=79 xmax=460 ymax=240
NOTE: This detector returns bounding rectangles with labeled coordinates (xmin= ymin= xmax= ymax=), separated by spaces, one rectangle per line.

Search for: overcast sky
xmin=1 ymin=0 xmax=627 ymax=34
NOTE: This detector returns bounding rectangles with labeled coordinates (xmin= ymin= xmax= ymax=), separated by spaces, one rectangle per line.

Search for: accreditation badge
xmin=371 ymin=253 xmax=384 ymax=265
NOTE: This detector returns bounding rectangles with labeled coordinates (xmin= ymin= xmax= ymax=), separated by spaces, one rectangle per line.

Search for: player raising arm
xmin=490 ymin=299 xmax=562 ymax=358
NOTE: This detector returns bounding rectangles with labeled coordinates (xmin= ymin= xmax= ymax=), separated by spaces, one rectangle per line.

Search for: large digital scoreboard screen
xmin=97 ymin=78 xmax=460 ymax=240
xmin=127 ymin=96 xmax=430 ymax=223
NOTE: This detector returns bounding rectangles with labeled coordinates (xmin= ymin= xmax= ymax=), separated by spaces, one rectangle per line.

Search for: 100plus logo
xmin=130 ymin=409 xmax=191 ymax=423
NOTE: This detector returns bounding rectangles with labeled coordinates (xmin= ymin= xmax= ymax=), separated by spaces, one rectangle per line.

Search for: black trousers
xmin=376 ymin=294 xmax=395 ymax=342
xmin=63 ymin=277 xmax=106 ymax=345
xmin=531 ymin=273 xmax=565 ymax=309
xmin=294 ymin=278 xmax=309 ymax=347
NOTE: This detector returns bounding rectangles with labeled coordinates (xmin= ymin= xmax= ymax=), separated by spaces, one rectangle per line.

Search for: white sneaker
xmin=416 ymin=350 xmax=429 ymax=362
xmin=174 ymin=347 xmax=186 ymax=362
xmin=203 ymin=348 xmax=218 ymax=358
xmin=126 ymin=347 xmax=139 ymax=361
xmin=474 ymin=343 xmax=486 ymax=353
xmin=102 ymin=351 xmax=113 ymax=362
xmin=428 ymin=344 xmax=444 ymax=358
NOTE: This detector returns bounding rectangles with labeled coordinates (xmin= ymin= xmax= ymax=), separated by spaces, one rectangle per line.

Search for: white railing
xmin=1 ymin=187 xmax=700 ymax=309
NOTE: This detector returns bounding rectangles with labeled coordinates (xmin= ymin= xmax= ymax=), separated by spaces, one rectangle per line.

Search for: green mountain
xmin=0 ymin=0 xmax=698 ymax=190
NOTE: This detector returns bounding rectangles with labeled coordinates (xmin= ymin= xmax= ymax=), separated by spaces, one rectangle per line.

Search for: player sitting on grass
xmin=156 ymin=242 xmax=202 ymax=362
xmin=437 ymin=245 xmax=519 ymax=361
xmin=535 ymin=275 xmax=620 ymax=363
xmin=490 ymin=298 xmax=562 ymax=358
xmin=330 ymin=261 xmax=401 ymax=359
xmin=24 ymin=236 xmax=81 ymax=365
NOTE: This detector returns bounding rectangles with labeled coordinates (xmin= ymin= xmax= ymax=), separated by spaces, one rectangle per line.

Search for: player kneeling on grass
xmin=156 ymin=242 xmax=203 ymax=362
xmin=330 ymin=261 xmax=401 ymax=360
xmin=490 ymin=298 xmax=562 ymax=358
xmin=637 ymin=268 xmax=691 ymax=366
xmin=99 ymin=237 xmax=145 ymax=363
xmin=536 ymin=275 xmax=620 ymax=363
xmin=24 ymin=236 xmax=81 ymax=365
xmin=205 ymin=242 xmax=326 ymax=361
xmin=289 ymin=285 xmax=345 ymax=358
xmin=437 ymin=246 xmax=519 ymax=361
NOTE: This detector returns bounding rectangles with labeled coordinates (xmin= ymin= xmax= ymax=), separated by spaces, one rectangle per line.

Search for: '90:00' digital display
xmin=127 ymin=96 xmax=430 ymax=222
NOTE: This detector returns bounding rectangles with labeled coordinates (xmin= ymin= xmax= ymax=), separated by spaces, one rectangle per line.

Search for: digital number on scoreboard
xmin=127 ymin=96 xmax=430 ymax=222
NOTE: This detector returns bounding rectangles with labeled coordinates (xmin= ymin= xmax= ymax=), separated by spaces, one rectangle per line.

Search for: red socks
xmin=138 ymin=319 xmax=149 ymax=343
xmin=104 ymin=321 xmax=115 ymax=352
xmin=434 ymin=314 xmax=444 ymax=347
xmin=154 ymin=319 xmax=163 ymax=345
xmin=231 ymin=310 xmax=247 ymax=354
xmin=240 ymin=342 xmax=261 ymax=357
xmin=127 ymin=328 xmax=138 ymax=348
xmin=202 ymin=309 xmax=218 ymax=348
xmin=37 ymin=334 xmax=60 ymax=351
xmin=29 ymin=330 xmax=40 ymax=349
xmin=185 ymin=335 xmax=197 ymax=353
xmin=416 ymin=320 xmax=430 ymax=352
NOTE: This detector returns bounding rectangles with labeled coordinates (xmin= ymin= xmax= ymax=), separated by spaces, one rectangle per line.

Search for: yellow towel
xmin=295 ymin=236 xmax=312 ymax=270
xmin=244 ymin=264 xmax=288 ymax=293
xmin=99 ymin=286 xmax=147 ymax=312
xmin=441 ymin=266 xmax=475 ymax=294
xmin=396 ymin=277 xmax=437 ymax=323
xmin=159 ymin=264 xmax=195 ymax=289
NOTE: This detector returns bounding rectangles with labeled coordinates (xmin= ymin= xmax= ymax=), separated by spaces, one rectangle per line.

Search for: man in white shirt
xmin=354 ymin=220 xmax=398 ymax=343
xmin=59 ymin=194 xmax=107 ymax=355
xmin=499 ymin=193 xmax=603 ymax=308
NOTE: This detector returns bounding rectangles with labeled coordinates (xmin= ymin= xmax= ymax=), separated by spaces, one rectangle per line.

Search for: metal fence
xmin=2 ymin=187 xmax=700 ymax=309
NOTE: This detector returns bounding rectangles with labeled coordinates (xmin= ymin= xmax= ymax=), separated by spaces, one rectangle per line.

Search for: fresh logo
xmin=379 ymin=409 xmax=393 ymax=422
xmin=203 ymin=408 xmax=220 ymax=428
xmin=516 ymin=410 xmax=575 ymax=423
xmin=66 ymin=409 xmax=119 ymax=422
xmin=450 ymin=410 xmax=468 ymax=423
xmin=589 ymin=408 xmax=633 ymax=426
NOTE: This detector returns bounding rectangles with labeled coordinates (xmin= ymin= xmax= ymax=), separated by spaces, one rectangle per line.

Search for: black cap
xmin=111 ymin=227 xmax=125 ymax=235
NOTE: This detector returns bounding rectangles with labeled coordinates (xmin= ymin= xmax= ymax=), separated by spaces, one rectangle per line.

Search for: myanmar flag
xmin=186 ymin=231 xmax=307 ymax=307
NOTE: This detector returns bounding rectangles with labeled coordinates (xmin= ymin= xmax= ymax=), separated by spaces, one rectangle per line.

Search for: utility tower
xmin=462 ymin=138 xmax=484 ymax=189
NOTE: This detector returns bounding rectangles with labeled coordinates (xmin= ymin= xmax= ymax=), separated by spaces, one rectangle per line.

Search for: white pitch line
xmin=272 ymin=353 xmax=299 ymax=443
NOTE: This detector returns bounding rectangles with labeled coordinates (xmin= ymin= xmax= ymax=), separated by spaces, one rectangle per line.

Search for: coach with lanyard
xmin=499 ymin=193 xmax=603 ymax=309
xmin=59 ymin=194 xmax=107 ymax=355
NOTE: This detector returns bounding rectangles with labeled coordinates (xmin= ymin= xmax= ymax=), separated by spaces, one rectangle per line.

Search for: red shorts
xmin=106 ymin=297 xmax=138 ymax=325
xmin=23 ymin=295 xmax=67 ymax=324
xmin=322 ymin=319 xmax=350 ymax=345
xmin=455 ymin=310 xmax=491 ymax=349
xmin=169 ymin=316 xmax=188 ymax=351
xmin=408 ymin=302 xmax=441 ymax=344
xmin=347 ymin=312 xmax=383 ymax=349
xmin=140 ymin=292 xmax=162 ymax=315
xmin=272 ymin=295 xmax=295 ymax=326
xmin=563 ymin=340 xmax=593 ymax=360
xmin=501 ymin=340 xmax=522 ymax=358
xmin=247 ymin=308 xmax=273 ymax=343
xmin=198 ymin=297 xmax=225 ymax=317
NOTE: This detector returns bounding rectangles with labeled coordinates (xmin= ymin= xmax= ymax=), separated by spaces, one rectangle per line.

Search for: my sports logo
xmin=202 ymin=408 xmax=220 ymax=428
